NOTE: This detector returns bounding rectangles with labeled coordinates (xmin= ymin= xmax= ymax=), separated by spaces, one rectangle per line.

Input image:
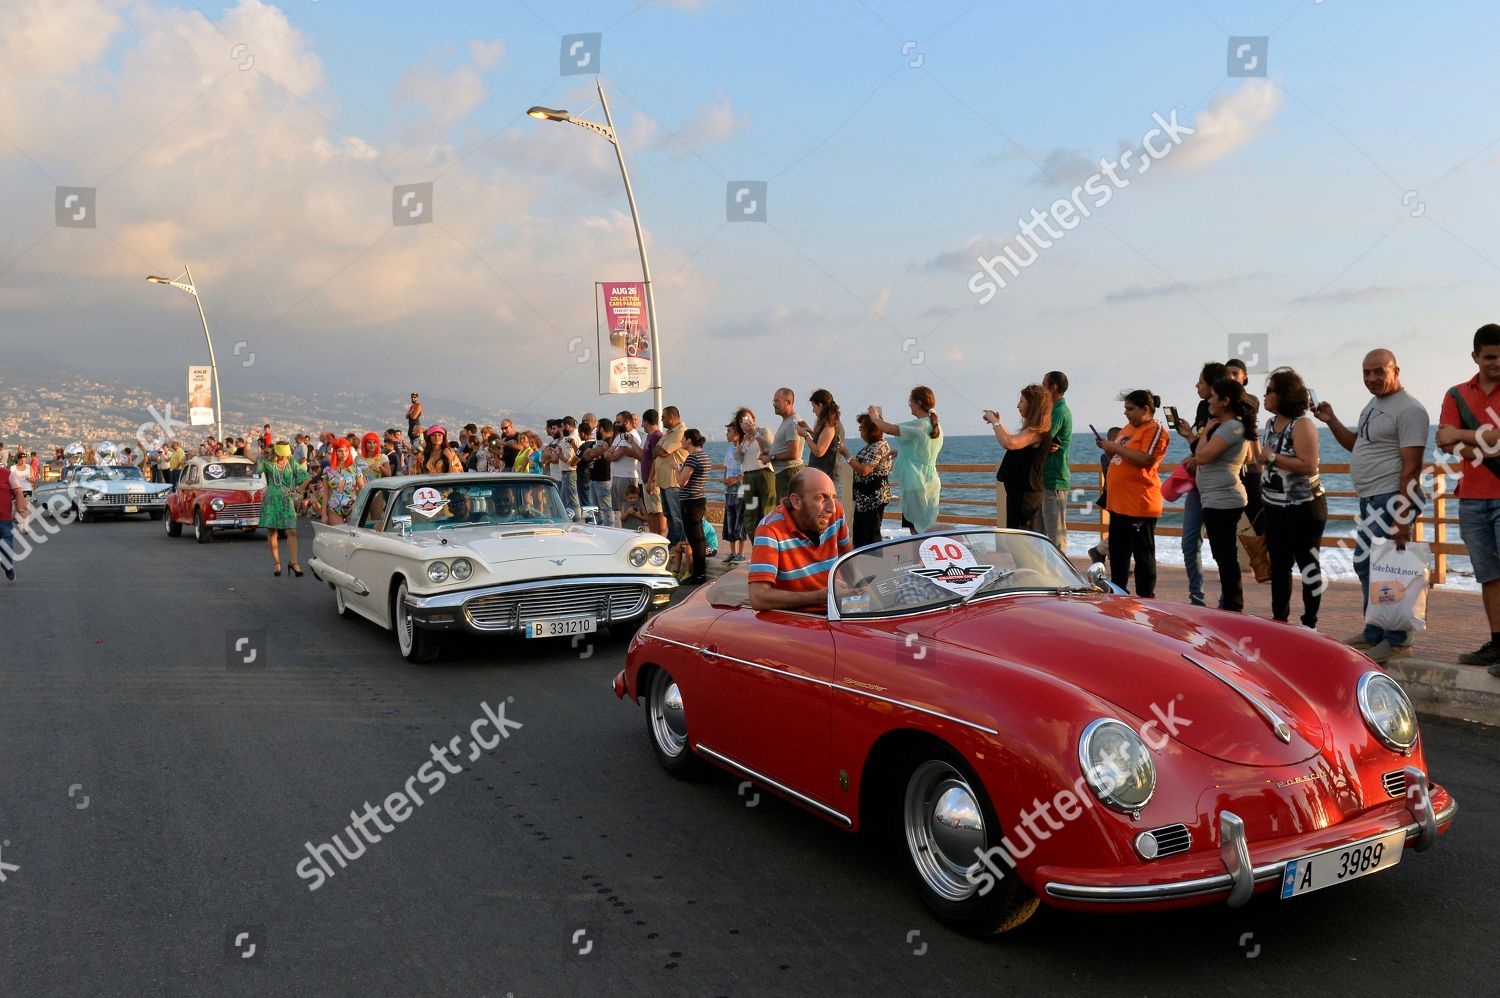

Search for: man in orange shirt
xmin=748 ymin=468 xmax=852 ymax=611
xmin=1098 ymin=390 xmax=1170 ymax=597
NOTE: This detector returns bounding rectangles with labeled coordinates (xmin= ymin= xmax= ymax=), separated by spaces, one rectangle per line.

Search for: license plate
xmin=1280 ymin=830 xmax=1405 ymax=899
xmin=124 ymin=505 xmax=139 ymax=513
xmin=524 ymin=617 xmax=596 ymax=639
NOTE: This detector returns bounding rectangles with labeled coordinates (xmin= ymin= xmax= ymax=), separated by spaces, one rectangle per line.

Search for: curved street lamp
xmin=146 ymin=264 xmax=223 ymax=442
xmin=528 ymin=81 xmax=665 ymax=414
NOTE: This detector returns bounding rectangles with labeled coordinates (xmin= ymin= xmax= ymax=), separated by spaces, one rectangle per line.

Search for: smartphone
xmin=1308 ymin=388 xmax=1321 ymax=408
xmin=1164 ymin=405 xmax=1180 ymax=427
xmin=1089 ymin=423 xmax=1103 ymax=440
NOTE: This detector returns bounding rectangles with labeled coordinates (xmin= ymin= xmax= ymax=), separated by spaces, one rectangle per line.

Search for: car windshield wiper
xmin=955 ymin=568 xmax=1016 ymax=609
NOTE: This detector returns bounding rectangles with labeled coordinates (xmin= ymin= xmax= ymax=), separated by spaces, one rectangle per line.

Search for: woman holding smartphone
xmin=1098 ymin=390 xmax=1170 ymax=596
xmin=1259 ymin=367 xmax=1326 ymax=628
xmin=866 ymin=386 xmax=943 ymax=534
xmin=1182 ymin=379 xmax=1257 ymax=613
xmin=984 ymin=384 xmax=1052 ymax=531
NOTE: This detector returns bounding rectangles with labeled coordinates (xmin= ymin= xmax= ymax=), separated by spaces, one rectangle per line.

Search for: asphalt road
xmin=1 ymin=514 xmax=1496 ymax=997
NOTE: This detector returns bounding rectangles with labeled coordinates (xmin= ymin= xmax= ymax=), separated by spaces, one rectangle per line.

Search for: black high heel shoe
xmin=290 ymin=564 xmax=304 ymax=577
xmin=273 ymin=565 xmax=282 ymax=576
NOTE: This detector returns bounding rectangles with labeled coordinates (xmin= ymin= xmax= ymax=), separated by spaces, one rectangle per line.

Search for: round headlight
xmin=450 ymin=558 xmax=472 ymax=582
xmin=210 ymin=497 xmax=225 ymax=511
xmin=648 ymin=546 xmax=668 ymax=566
xmin=629 ymin=547 xmax=649 ymax=567
xmin=1079 ymin=718 xmax=1156 ymax=814
xmin=426 ymin=561 xmax=450 ymax=583
xmin=1358 ymin=672 xmax=1418 ymax=751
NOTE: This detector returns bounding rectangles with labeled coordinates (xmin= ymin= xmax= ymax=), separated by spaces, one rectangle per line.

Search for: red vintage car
xmin=614 ymin=528 xmax=1457 ymax=935
xmin=164 ymin=456 xmax=265 ymax=543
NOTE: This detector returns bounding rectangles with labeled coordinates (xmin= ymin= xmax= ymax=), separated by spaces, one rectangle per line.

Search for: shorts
xmin=645 ymin=490 xmax=663 ymax=514
xmin=1459 ymin=497 xmax=1500 ymax=584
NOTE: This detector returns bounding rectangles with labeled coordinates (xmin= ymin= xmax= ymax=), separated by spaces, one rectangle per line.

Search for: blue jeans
xmin=560 ymin=471 xmax=581 ymax=521
xmin=661 ymin=486 xmax=684 ymax=544
xmin=1181 ymin=489 xmax=1205 ymax=605
xmin=1459 ymin=498 xmax=1500 ymax=585
xmin=1355 ymin=492 xmax=1409 ymax=647
xmin=0 ymin=519 xmax=14 ymax=575
xmin=589 ymin=480 xmax=614 ymax=526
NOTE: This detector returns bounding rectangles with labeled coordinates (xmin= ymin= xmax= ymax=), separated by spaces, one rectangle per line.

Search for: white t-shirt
xmin=10 ymin=464 xmax=31 ymax=490
xmin=611 ymin=428 xmax=642 ymax=479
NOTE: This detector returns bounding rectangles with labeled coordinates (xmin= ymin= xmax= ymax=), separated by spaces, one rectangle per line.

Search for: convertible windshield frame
xmin=825 ymin=527 xmax=1087 ymax=622
xmin=390 ymin=478 xmax=571 ymax=532
xmin=75 ymin=465 xmax=145 ymax=482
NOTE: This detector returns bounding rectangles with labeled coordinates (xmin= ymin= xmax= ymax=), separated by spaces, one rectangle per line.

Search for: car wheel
xmin=644 ymin=667 xmax=710 ymax=779
xmin=334 ymin=584 xmax=356 ymax=620
xmin=901 ymin=754 xmax=1039 ymax=936
xmin=76 ymin=503 xmax=93 ymax=523
xmin=165 ymin=510 xmax=182 ymax=537
xmin=392 ymin=579 xmax=440 ymax=663
xmin=193 ymin=509 xmax=211 ymax=544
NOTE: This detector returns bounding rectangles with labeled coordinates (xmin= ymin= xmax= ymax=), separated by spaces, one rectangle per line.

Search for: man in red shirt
xmin=1437 ymin=323 xmax=1500 ymax=669
xmin=0 ymin=464 xmax=30 ymax=581
xmin=748 ymin=468 xmax=852 ymax=611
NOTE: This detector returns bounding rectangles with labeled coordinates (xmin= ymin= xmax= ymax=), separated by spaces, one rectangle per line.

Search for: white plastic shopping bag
xmin=1363 ymin=539 xmax=1430 ymax=634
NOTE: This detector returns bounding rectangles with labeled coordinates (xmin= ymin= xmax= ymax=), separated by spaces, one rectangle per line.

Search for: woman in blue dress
xmin=866 ymin=385 xmax=943 ymax=534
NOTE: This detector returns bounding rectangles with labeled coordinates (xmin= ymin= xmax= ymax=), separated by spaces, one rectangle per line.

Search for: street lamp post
xmin=528 ymin=80 xmax=665 ymax=415
xmin=146 ymin=265 xmax=223 ymax=443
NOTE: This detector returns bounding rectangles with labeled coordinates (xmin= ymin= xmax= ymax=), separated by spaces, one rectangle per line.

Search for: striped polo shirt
xmin=748 ymin=503 xmax=853 ymax=592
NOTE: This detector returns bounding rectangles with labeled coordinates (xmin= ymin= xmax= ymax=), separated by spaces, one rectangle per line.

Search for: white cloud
xmin=1172 ymin=79 xmax=1283 ymax=169
xmin=653 ymin=92 xmax=748 ymax=161
xmin=468 ymin=39 xmax=505 ymax=70
xmin=868 ymin=285 xmax=891 ymax=317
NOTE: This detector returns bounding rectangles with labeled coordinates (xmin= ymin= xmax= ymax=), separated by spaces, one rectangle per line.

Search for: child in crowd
xmin=618 ymin=484 xmax=647 ymax=530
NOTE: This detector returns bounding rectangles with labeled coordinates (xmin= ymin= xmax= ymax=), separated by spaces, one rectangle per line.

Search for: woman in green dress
xmin=257 ymin=441 xmax=312 ymax=577
xmin=866 ymin=385 xmax=943 ymax=534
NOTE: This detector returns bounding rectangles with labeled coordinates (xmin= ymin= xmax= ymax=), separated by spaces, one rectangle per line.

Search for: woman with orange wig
xmin=358 ymin=432 xmax=391 ymax=479
xmin=321 ymin=437 xmax=366 ymax=526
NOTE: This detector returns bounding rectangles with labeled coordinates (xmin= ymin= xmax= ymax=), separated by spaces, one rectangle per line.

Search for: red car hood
xmin=924 ymin=595 xmax=1327 ymax=767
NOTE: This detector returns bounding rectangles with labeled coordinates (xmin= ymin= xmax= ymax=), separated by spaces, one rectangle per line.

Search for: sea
xmin=832 ymin=429 xmax=1475 ymax=593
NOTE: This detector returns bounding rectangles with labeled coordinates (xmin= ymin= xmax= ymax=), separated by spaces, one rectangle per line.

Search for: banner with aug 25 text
xmin=596 ymin=282 xmax=653 ymax=395
xmin=187 ymin=365 xmax=214 ymax=426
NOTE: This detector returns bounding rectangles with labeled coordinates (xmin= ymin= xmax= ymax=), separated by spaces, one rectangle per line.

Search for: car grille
xmin=1147 ymin=823 xmax=1192 ymax=858
xmin=1382 ymin=770 xmax=1406 ymax=799
xmin=465 ymin=584 xmax=649 ymax=632
xmin=95 ymin=493 xmax=160 ymax=505
xmin=211 ymin=501 xmax=261 ymax=519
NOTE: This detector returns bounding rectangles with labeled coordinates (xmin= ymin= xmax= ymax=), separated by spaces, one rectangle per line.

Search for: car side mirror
xmin=1087 ymin=562 xmax=1123 ymax=594
xmin=391 ymin=514 xmax=412 ymax=538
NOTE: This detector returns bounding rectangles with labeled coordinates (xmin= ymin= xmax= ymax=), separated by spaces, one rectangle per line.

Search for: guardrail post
xmin=1433 ymin=467 xmax=1447 ymax=585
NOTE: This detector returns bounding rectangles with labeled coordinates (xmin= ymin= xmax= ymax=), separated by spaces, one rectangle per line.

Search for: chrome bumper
xmin=402 ymin=574 xmax=677 ymax=634
xmin=1045 ymin=769 xmax=1456 ymax=906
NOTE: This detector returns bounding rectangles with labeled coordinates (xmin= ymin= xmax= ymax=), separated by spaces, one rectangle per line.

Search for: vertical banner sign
xmin=597 ymin=281 xmax=652 ymax=395
xmin=187 ymin=365 xmax=214 ymax=426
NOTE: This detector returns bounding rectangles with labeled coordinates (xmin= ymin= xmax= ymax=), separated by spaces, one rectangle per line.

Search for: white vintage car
xmin=34 ymin=464 xmax=172 ymax=521
xmin=308 ymin=473 xmax=677 ymax=662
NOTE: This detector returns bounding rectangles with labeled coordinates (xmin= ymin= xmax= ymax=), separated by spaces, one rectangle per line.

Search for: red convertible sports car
xmin=614 ymin=528 xmax=1456 ymax=935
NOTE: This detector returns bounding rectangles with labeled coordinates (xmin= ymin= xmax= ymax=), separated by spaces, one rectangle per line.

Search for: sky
xmin=2 ymin=0 xmax=1497 ymax=436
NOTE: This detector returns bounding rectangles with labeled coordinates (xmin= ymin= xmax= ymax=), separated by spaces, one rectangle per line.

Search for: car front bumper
xmin=1039 ymin=769 xmax=1455 ymax=910
xmin=82 ymin=496 xmax=168 ymax=512
xmin=403 ymin=574 xmax=678 ymax=635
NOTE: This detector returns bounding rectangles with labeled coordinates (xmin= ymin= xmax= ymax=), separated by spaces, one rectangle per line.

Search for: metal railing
xmin=701 ymin=462 xmax=1464 ymax=584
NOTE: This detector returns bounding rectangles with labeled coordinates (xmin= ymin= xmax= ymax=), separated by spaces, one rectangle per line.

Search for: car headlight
xmin=629 ymin=547 xmax=649 ymax=567
xmin=1358 ymin=672 xmax=1418 ymax=751
xmin=426 ymin=561 xmax=450 ymax=583
xmin=648 ymin=546 xmax=668 ymax=566
xmin=1078 ymin=718 xmax=1156 ymax=814
xmin=450 ymin=558 xmax=473 ymax=582
xmin=86 ymin=490 xmax=103 ymax=501
xmin=210 ymin=497 xmax=225 ymax=511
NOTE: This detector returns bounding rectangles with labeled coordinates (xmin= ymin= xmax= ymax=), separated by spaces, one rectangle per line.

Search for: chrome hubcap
xmin=904 ymin=761 xmax=986 ymax=902
xmin=397 ymin=585 xmax=413 ymax=652
xmin=649 ymin=670 xmax=688 ymax=757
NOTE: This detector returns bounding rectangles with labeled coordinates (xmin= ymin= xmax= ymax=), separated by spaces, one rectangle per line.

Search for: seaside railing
xmin=700 ymin=462 xmax=1463 ymax=584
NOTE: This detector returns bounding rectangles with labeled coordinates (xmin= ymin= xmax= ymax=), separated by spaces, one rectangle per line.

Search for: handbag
xmin=1237 ymin=526 xmax=1272 ymax=584
xmin=1161 ymin=463 xmax=1196 ymax=502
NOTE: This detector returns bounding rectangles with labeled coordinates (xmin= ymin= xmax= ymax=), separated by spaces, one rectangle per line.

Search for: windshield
xmin=75 ymin=466 xmax=144 ymax=482
xmin=392 ymin=479 xmax=569 ymax=531
xmin=200 ymin=461 xmax=261 ymax=482
xmin=831 ymin=530 xmax=1086 ymax=618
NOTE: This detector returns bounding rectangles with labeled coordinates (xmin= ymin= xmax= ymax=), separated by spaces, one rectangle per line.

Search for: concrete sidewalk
xmin=696 ymin=532 xmax=1500 ymax=727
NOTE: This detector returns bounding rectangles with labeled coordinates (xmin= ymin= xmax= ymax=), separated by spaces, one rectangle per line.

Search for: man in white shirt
xmin=608 ymin=411 xmax=642 ymax=528
xmin=1 ymin=465 xmax=29 ymax=581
